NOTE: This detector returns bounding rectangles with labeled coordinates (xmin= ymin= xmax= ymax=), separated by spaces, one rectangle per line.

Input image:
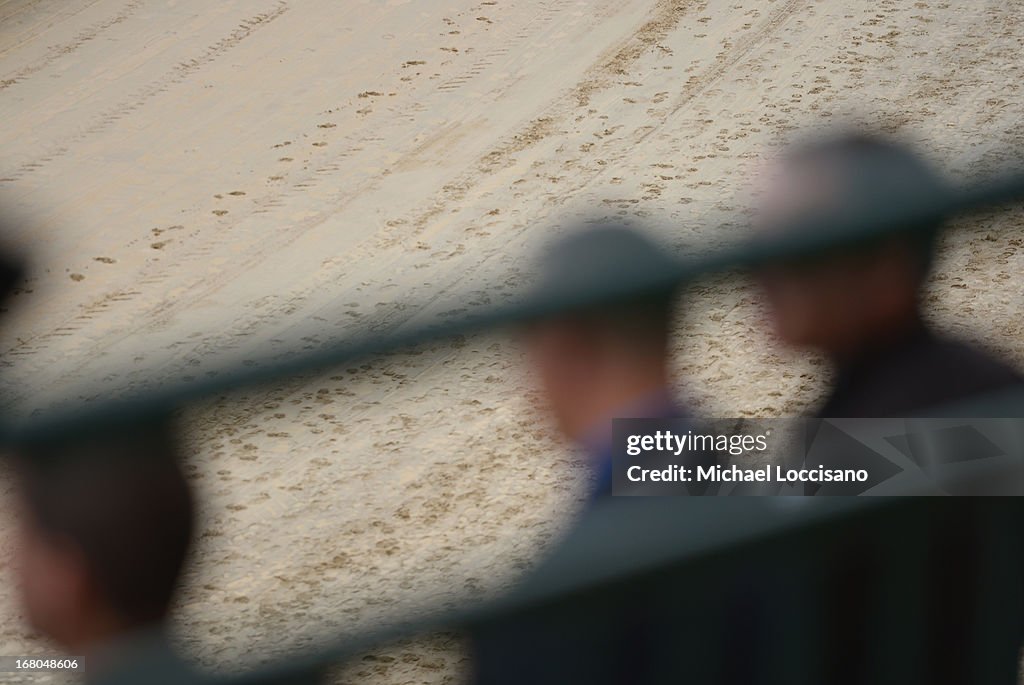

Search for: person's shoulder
xmin=923 ymin=334 xmax=1024 ymax=384
xmin=887 ymin=332 xmax=1024 ymax=415
xmin=819 ymin=330 xmax=1024 ymax=417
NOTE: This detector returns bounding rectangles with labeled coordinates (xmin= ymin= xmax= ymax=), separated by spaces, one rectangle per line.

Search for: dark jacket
xmin=818 ymin=325 xmax=1024 ymax=417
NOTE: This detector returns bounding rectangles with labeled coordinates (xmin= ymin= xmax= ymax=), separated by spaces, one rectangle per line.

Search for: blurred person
xmin=521 ymin=225 xmax=710 ymax=498
xmin=10 ymin=416 xmax=199 ymax=685
xmin=470 ymin=225 xmax=714 ymax=683
xmin=754 ymin=133 xmax=1024 ymax=416
xmin=747 ymin=134 xmax=1024 ymax=683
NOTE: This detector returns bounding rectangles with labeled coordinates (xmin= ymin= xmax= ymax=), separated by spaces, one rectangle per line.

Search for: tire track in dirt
xmin=0 ymin=0 xmax=101 ymax=51
xmin=80 ymin=0 xmax=813 ymax=509
xmin=343 ymin=0 xmax=807 ymax=306
xmin=0 ymin=0 xmax=141 ymax=90
xmin=4 ymin=0 xmax=805 ymax=408
xmin=1 ymin=1 xmax=579 ymax=364
xmin=0 ymin=1 xmax=289 ymax=181
xmin=647 ymin=0 xmax=807 ymax=137
xmin=3 ymin=0 xmax=803 ymax=412
xmin=247 ymin=0 xmax=813 ymax=437
xmin=366 ymin=0 xmax=804 ymax=250
xmin=0 ymin=0 xmax=628 ymax=406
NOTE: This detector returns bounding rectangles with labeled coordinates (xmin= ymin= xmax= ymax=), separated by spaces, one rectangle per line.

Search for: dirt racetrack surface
xmin=1 ymin=1 xmax=1023 ymax=682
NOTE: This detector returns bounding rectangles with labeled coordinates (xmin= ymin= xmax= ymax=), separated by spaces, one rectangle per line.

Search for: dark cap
xmin=716 ymin=134 xmax=1024 ymax=270
xmin=529 ymin=223 xmax=684 ymax=314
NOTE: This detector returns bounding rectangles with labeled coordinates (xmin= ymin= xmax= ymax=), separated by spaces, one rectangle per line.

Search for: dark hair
xmin=17 ymin=418 xmax=194 ymax=628
xmin=785 ymin=133 xmax=946 ymax=277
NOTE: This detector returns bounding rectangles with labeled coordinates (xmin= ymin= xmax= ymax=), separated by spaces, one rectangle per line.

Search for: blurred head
xmin=522 ymin=226 xmax=680 ymax=442
xmin=13 ymin=418 xmax=193 ymax=652
xmin=525 ymin=295 xmax=674 ymax=441
xmin=753 ymin=134 xmax=944 ymax=358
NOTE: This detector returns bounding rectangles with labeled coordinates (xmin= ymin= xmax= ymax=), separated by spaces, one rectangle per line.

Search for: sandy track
xmin=1 ymin=1 xmax=1023 ymax=683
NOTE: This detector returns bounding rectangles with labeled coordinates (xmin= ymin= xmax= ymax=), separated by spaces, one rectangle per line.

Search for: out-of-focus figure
xmin=11 ymin=417 xmax=198 ymax=685
xmin=470 ymin=225 xmax=713 ymax=684
xmin=754 ymin=134 xmax=1024 ymax=416
xmin=745 ymin=133 xmax=1024 ymax=683
xmin=520 ymin=225 xmax=705 ymax=498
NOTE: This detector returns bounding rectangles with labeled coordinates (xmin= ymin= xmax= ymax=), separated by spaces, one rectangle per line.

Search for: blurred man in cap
xmin=471 ymin=225 xmax=709 ymax=684
xmin=11 ymin=417 xmax=198 ymax=685
xmin=749 ymin=134 xmax=1024 ymax=682
xmin=521 ymin=224 xmax=710 ymax=498
xmin=755 ymin=133 xmax=1024 ymax=416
